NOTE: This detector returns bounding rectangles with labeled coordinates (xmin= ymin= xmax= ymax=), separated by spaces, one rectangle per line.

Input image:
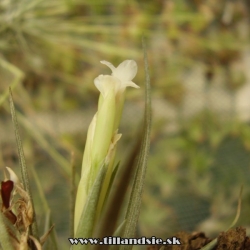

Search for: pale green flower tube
xmin=74 ymin=60 xmax=139 ymax=234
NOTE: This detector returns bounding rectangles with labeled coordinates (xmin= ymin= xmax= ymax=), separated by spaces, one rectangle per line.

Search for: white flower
xmin=94 ymin=60 xmax=139 ymax=131
xmin=100 ymin=60 xmax=138 ymax=82
xmin=94 ymin=60 xmax=140 ymax=95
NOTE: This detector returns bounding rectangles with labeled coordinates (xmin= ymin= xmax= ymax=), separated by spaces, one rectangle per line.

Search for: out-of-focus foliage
xmin=1 ymin=0 xmax=250 ymax=249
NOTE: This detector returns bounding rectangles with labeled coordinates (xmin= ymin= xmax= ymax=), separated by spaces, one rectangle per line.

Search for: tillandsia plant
xmin=0 ymin=41 xmax=151 ymax=250
xmin=72 ymin=42 xmax=152 ymax=250
xmin=74 ymin=60 xmax=139 ymax=233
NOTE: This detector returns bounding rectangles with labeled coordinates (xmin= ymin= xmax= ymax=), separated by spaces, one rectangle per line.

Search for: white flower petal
xmin=124 ymin=80 xmax=140 ymax=89
xmin=114 ymin=60 xmax=138 ymax=82
xmin=100 ymin=60 xmax=116 ymax=72
xmin=94 ymin=74 xmax=105 ymax=95
xmin=94 ymin=75 xmax=121 ymax=98
xmin=99 ymin=60 xmax=139 ymax=89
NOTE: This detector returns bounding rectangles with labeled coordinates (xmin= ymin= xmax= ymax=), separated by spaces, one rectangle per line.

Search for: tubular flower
xmin=74 ymin=60 xmax=139 ymax=233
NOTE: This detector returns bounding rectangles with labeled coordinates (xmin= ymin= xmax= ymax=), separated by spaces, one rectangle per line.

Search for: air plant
xmin=73 ymin=41 xmax=152 ymax=249
xmin=0 ymin=41 xmax=152 ymax=250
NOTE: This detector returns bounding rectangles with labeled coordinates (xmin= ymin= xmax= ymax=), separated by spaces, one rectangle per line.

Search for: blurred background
xmin=1 ymin=0 xmax=250 ymax=249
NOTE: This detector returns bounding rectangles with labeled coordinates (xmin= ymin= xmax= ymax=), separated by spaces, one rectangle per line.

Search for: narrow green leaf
xmin=113 ymin=220 xmax=126 ymax=237
xmin=9 ymin=88 xmax=39 ymax=239
xmin=42 ymin=211 xmax=58 ymax=250
xmin=1 ymin=214 xmax=20 ymax=242
xmin=227 ymin=185 xmax=243 ymax=229
xmin=0 ymin=213 xmax=15 ymax=250
xmin=70 ymin=151 xmax=76 ymax=238
xmin=73 ymin=163 xmax=107 ymax=250
xmin=120 ymin=38 xmax=151 ymax=250
xmin=108 ymin=220 xmax=127 ymax=250
xmin=9 ymin=89 xmax=29 ymax=197
xmin=104 ymin=162 xmax=120 ymax=205
xmin=200 ymin=238 xmax=218 ymax=250
xmin=25 ymin=142 xmax=59 ymax=249
xmin=91 ymin=128 xmax=143 ymax=250
xmin=200 ymin=185 xmax=243 ymax=250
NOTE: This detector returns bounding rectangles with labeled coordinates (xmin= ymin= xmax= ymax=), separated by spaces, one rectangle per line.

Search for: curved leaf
xmin=9 ymin=88 xmax=39 ymax=239
xmin=0 ymin=213 xmax=15 ymax=250
xmin=120 ymin=38 xmax=152 ymax=250
xmin=73 ymin=163 xmax=107 ymax=250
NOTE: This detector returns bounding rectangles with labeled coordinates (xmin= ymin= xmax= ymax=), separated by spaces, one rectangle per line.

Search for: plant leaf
xmin=1 ymin=213 xmax=21 ymax=242
xmin=26 ymin=147 xmax=59 ymax=249
xmin=200 ymin=185 xmax=243 ymax=250
xmin=199 ymin=238 xmax=218 ymax=250
xmin=103 ymin=162 xmax=120 ymax=206
xmin=9 ymin=88 xmax=39 ymax=239
xmin=40 ymin=224 xmax=55 ymax=245
xmin=108 ymin=220 xmax=127 ymax=250
xmin=120 ymin=37 xmax=151 ymax=250
xmin=70 ymin=151 xmax=76 ymax=238
xmin=73 ymin=163 xmax=107 ymax=250
xmin=42 ymin=211 xmax=58 ymax=250
xmin=0 ymin=212 xmax=15 ymax=250
xmin=227 ymin=185 xmax=243 ymax=229
xmin=91 ymin=126 xmax=143 ymax=250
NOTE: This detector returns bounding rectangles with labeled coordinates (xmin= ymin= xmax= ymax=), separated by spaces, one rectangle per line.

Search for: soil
xmin=147 ymin=227 xmax=250 ymax=250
